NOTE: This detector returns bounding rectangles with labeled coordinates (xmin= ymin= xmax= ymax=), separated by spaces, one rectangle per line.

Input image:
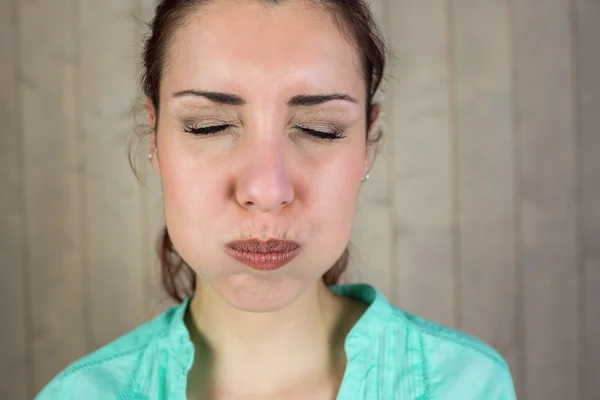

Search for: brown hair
xmin=138 ymin=0 xmax=387 ymax=303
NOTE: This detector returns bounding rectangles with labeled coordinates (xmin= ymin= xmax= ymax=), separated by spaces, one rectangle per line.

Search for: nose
xmin=234 ymin=136 xmax=295 ymax=213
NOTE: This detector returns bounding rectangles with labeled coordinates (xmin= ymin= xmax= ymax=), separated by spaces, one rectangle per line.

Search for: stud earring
xmin=361 ymin=174 xmax=370 ymax=183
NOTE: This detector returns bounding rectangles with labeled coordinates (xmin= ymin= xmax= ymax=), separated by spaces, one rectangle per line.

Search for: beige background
xmin=1 ymin=0 xmax=598 ymax=399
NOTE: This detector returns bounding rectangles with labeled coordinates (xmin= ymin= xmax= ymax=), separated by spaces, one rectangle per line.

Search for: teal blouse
xmin=36 ymin=284 xmax=516 ymax=399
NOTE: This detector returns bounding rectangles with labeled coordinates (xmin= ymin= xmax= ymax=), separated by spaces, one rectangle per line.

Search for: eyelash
xmin=183 ymin=124 xmax=346 ymax=141
xmin=184 ymin=125 xmax=230 ymax=135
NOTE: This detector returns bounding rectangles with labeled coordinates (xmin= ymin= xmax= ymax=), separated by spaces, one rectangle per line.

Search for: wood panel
xmin=18 ymin=0 xmax=87 ymax=393
xmin=576 ymin=0 xmax=600 ymax=398
xmin=348 ymin=0 xmax=394 ymax=300
xmin=450 ymin=0 xmax=520 ymax=393
xmin=386 ymin=0 xmax=455 ymax=326
xmin=512 ymin=0 xmax=580 ymax=398
xmin=1 ymin=0 xmax=599 ymax=397
xmin=79 ymin=0 xmax=145 ymax=348
xmin=0 ymin=1 xmax=29 ymax=399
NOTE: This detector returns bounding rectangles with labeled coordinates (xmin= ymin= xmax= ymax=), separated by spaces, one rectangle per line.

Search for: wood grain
xmin=18 ymin=0 xmax=87 ymax=392
xmin=1 ymin=0 xmax=600 ymax=396
xmin=513 ymin=0 xmax=580 ymax=398
xmin=576 ymin=0 xmax=600 ymax=398
xmin=0 ymin=0 xmax=29 ymax=398
xmin=386 ymin=0 xmax=455 ymax=327
xmin=79 ymin=0 xmax=145 ymax=348
xmin=450 ymin=0 xmax=520 ymax=393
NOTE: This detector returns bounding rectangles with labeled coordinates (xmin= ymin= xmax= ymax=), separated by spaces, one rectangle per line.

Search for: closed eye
xmin=182 ymin=124 xmax=345 ymax=141
xmin=184 ymin=124 xmax=231 ymax=135
xmin=295 ymin=126 xmax=345 ymax=141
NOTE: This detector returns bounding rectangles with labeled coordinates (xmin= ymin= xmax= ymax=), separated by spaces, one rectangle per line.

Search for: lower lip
xmin=225 ymin=248 xmax=301 ymax=271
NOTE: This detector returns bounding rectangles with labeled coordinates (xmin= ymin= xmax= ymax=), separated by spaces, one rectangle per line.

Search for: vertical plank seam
xmin=507 ymin=0 xmax=526 ymax=396
xmin=444 ymin=0 xmax=462 ymax=330
xmin=13 ymin=0 xmax=34 ymax=397
xmin=569 ymin=0 xmax=586 ymax=397
xmin=381 ymin=0 xmax=399 ymax=306
xmin=73 ymin=0 xmax=93 ymax=353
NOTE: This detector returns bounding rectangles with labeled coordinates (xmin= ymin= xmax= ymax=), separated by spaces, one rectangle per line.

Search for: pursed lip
xmin=225 ymin=238 xmax=301 ymax=253
xmin=225 ymin=239 xmax=301 ymax=271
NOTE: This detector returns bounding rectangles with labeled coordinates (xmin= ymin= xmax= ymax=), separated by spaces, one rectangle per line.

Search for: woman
xmin=37 ymin=0 xmax=516 ymax=399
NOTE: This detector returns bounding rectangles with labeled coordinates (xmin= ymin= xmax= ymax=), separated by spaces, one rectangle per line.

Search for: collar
xmin=168 ymin=283 xmax=399 ymax=362
xmin=329 ymin=283 xmax=396 ymax=359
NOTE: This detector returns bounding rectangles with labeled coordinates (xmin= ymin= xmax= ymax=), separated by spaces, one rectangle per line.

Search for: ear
xmin=145 ymin=98 xmax=156 ymax=127
xmin=145 ymin=99 xmax=160 ymax=174
xmin=364 ymin=103 xmax=381 ymax=176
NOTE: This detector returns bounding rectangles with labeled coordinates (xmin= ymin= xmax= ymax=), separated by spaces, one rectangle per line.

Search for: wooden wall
xmin=0 ymin=0 xmax=598 ymax=399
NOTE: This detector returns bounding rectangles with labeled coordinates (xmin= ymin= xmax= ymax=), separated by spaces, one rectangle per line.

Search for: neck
xmin=187 ymin=280 xmax=352 ymax=396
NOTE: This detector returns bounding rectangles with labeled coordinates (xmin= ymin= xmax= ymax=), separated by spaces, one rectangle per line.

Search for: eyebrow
xmin=172 ymin=90 xmax=358 ymax=106
xmin=173 ymin=90 xmax=245 ymax=105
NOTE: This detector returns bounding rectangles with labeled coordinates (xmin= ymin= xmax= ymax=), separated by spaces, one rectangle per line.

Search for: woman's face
xmin=149 ymin=0 xmax=377 ymax=311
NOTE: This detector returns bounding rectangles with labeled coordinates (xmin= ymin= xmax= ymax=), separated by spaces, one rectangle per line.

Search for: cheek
xmin=309 ymin=144 xmax=364 ymax=244
xmin=157 ymin=138 xmax=225 ymax=241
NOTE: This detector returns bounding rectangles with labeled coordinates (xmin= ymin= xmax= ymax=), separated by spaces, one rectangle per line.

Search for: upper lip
xmin=226 ymin=239 xmax=300 ymax=253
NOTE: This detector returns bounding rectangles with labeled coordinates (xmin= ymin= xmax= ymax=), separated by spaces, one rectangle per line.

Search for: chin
xmin=211 ymin=273 xmax=313 ymax=313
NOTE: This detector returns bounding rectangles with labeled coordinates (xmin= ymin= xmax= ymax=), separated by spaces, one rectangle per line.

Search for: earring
xmin=361 ymin=174 xmax=370 ymax=183
xmin=148 ymin=153 xmax=152 ymax=160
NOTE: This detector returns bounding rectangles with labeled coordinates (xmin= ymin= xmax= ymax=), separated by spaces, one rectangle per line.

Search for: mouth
xmin=224 ymin=239 xmax=301 ymax=271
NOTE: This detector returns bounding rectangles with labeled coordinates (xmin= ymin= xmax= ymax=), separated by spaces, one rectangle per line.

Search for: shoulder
xmin=35 ymin=303 xmax=186 ymax=399
xmin=389 ymin=308 xmax=517 ymax=399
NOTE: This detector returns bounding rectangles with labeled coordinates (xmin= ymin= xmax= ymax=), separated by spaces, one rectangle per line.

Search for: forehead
xmin=162 ymin=0 xmax=365 ymax=103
